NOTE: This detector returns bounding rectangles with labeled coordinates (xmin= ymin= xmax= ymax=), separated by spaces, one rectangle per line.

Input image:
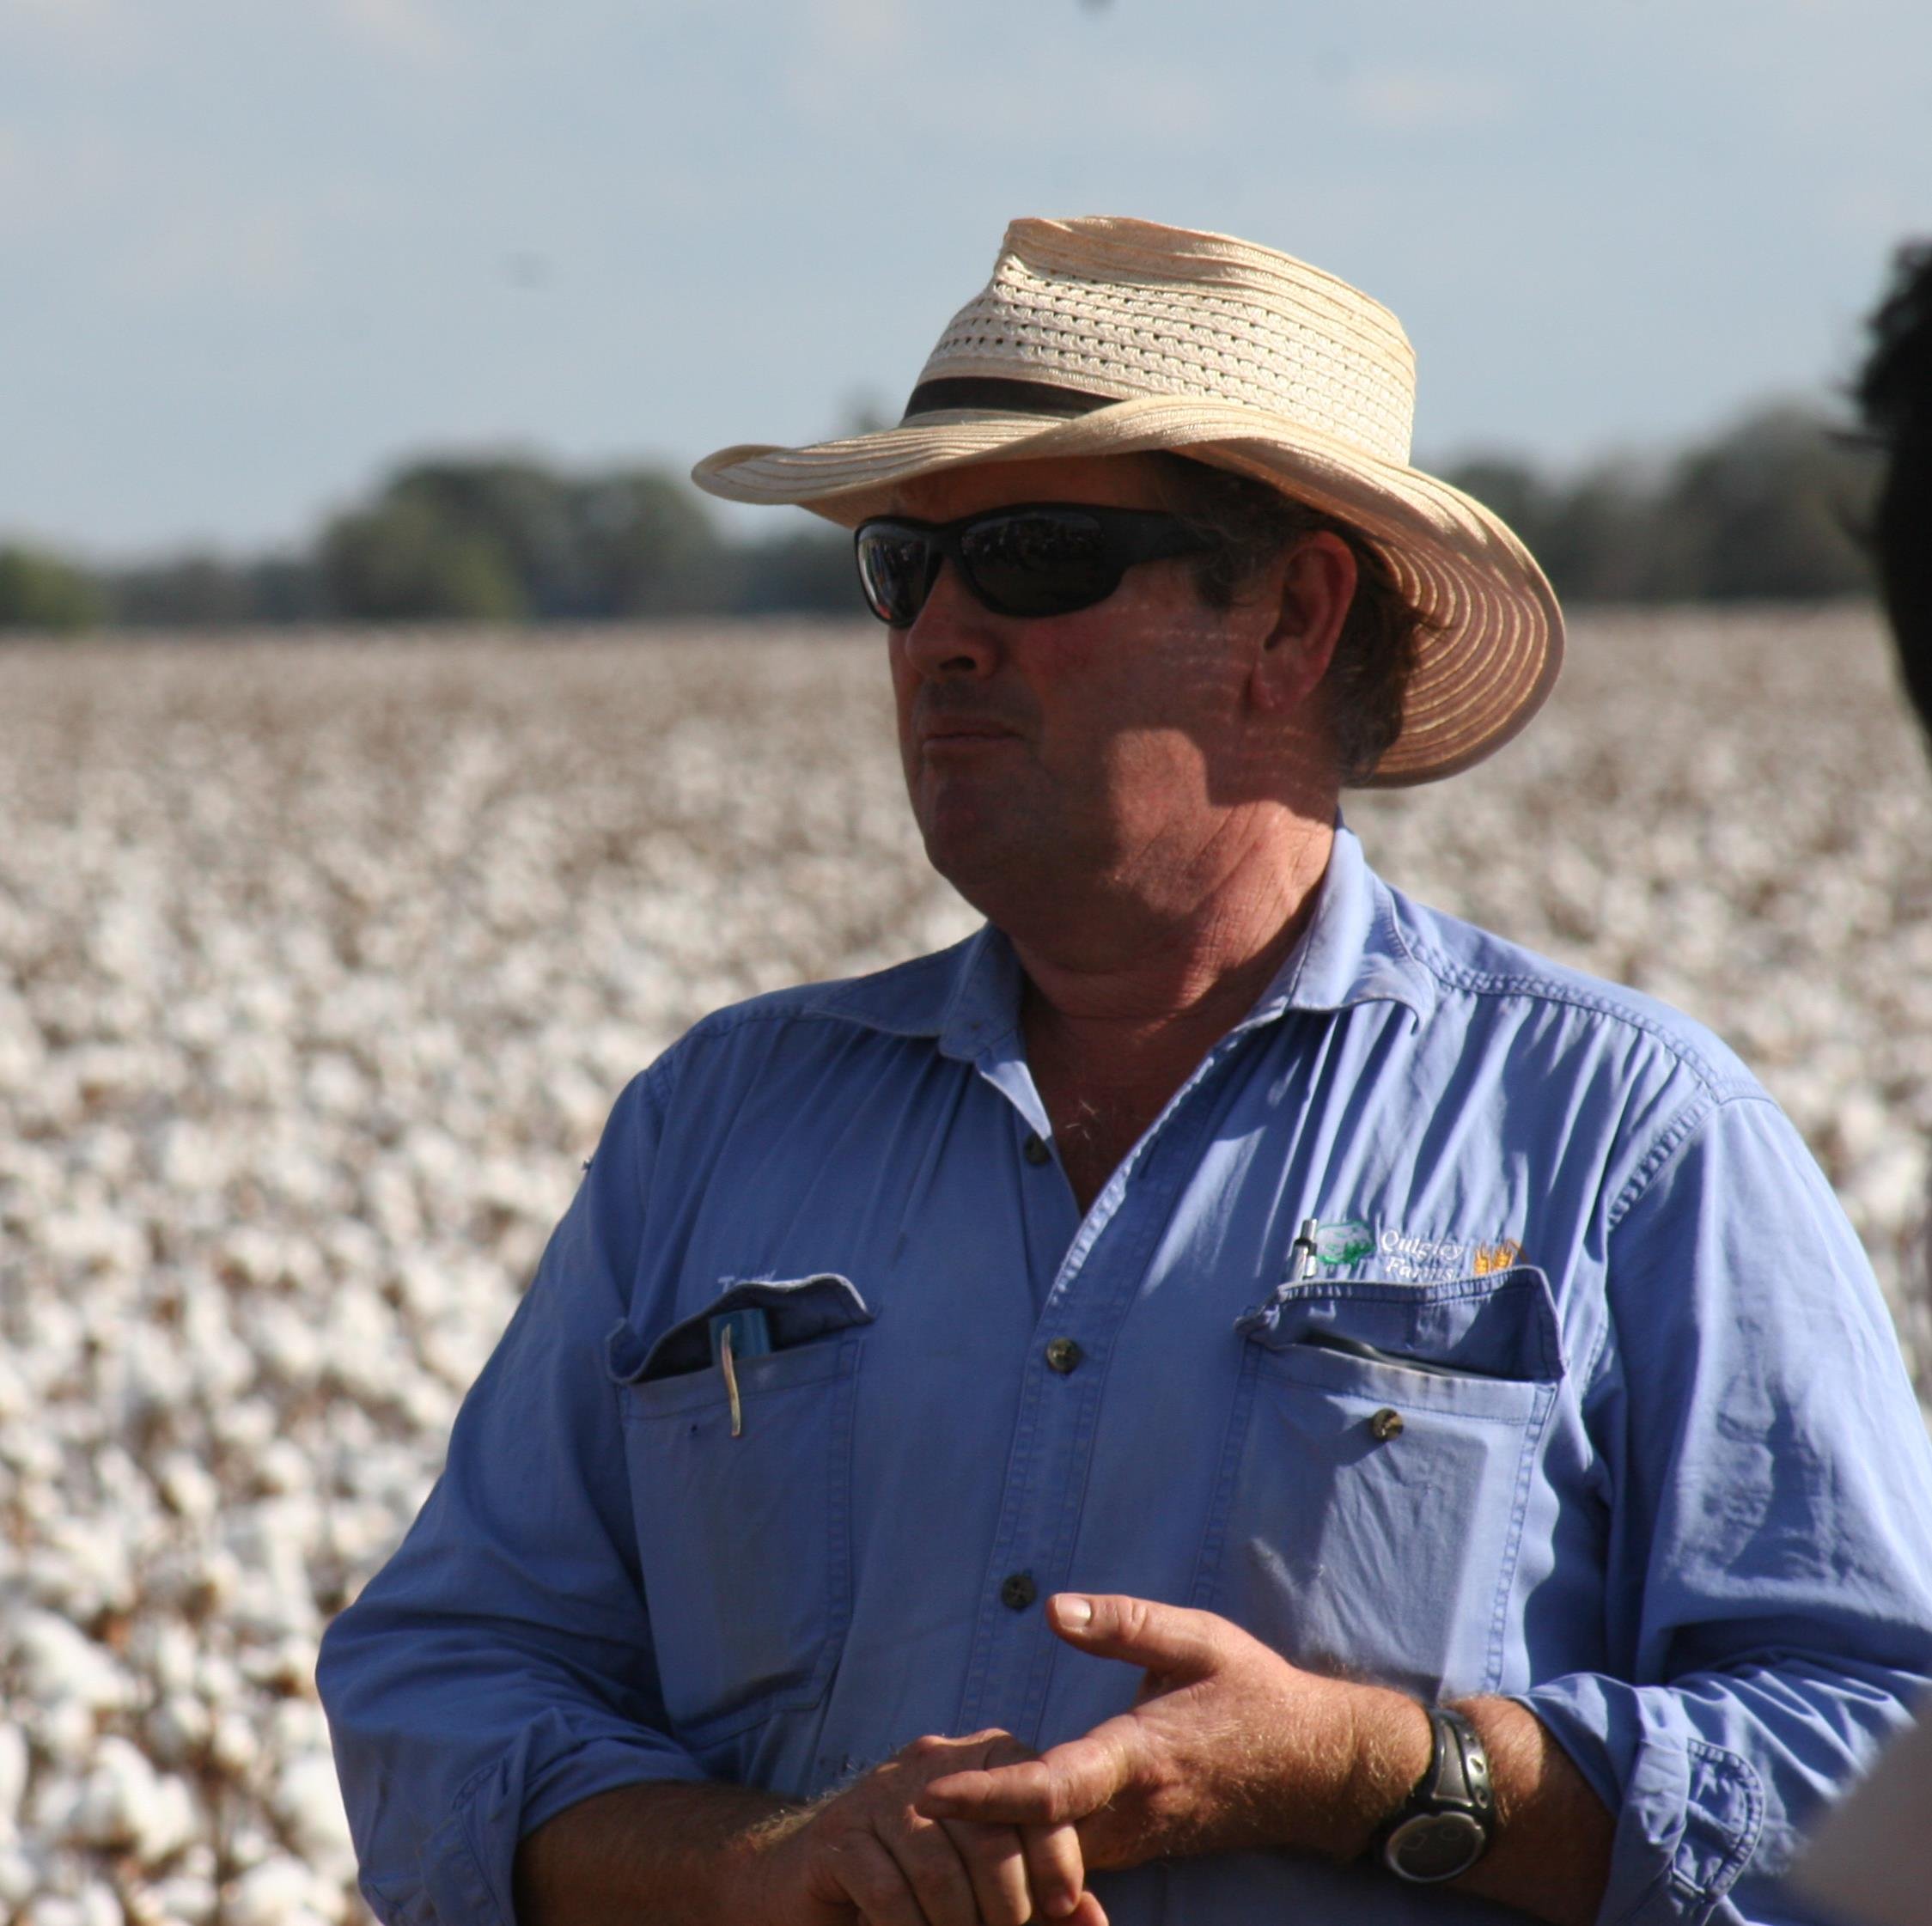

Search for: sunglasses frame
xmin=852 ymin=502 xmax=1216 ymax=626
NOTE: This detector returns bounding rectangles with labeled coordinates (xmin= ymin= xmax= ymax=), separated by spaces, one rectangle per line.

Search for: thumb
xmin=1046 ymin=1594 xmax=1224 ymax=1679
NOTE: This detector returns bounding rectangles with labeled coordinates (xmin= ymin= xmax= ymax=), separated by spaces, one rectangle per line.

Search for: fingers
xmin=1067 ymin=1891 xmax=1111 ymax=1926
xmin=1018 ymin=1817 xmax=1088 ymax=1920
xmin=832 ymin=1825 xmax=947 ymax=1926
xmin=815 ymin=1731 xmax=1093 ymax=1926
xmin=1045 ymin=1593 xmax=1227 ymax=1679
xmin=977 ymin=1734 xmax=1085 ymax=1921
xmin=921 ymin=1722 xmax=1134 ymax=1828
xmin=874 ymin=1811 xmax=984 ymax=1926
xmin=937 ymin=1818 xmax=1033 ymax=1926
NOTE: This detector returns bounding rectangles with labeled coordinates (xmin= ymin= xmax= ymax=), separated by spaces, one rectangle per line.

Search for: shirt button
xmin=1368 ymin=1407 xmax=1405 ymax=1442
xmin=1045 ymin=1338 xmax=1083 ymax=1374
xmin=1000 ymin=1572 xmax=1038 ymax=1612
xmin=1022 ymin=1131 xmax=1052 ymax=1167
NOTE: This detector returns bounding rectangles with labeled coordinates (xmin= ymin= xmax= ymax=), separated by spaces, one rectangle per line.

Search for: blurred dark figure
xmin=1857 ymin=241 xmax=1932 ymax=742
xmin=1793 ymin=244 xmax=1932 ymax=1926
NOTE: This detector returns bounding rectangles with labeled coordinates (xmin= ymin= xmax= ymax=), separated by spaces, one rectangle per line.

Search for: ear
xmin=1246 ymin=532 xmax=1356 ymax=716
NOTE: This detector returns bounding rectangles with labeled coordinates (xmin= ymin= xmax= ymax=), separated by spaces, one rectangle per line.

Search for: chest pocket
xmin=1193 ymin=1266 xmax=1563 ymax=1702
xmin=606 ymin=1272 xmax=873 ymax=1742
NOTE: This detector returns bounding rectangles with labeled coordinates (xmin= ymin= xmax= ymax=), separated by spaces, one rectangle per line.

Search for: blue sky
xmin=2 ymin=0 xmax=1928 ymax=557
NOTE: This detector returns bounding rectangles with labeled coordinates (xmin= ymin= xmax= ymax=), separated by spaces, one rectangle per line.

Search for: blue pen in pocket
xmin=709 ymin=1308 xmax=772 ymax=1439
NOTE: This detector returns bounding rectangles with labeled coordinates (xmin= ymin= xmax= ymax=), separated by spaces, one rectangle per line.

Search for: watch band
xmin=1378 ymin=1705 xmax=1496 ymax=1884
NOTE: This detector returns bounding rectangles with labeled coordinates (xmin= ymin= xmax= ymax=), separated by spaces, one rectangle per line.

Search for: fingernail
xmin=1055 ymin=1595 xmax=1093 ymax=1628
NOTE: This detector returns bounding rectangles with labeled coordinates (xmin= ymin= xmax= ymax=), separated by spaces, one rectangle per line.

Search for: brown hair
xmin=1151 ymin=453 xmax=1429 ymax=783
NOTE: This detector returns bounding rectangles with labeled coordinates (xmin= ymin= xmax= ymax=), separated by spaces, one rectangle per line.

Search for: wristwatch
xmin=1378 ymin=1705 xmax=1495 ymax=1883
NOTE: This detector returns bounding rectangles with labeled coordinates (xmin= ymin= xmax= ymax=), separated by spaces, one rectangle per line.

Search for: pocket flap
xmin=606 ymin=1272 xmax=875 ymax=1385
xmin=1236 ymin=1264 xmax=1564 ymax=1384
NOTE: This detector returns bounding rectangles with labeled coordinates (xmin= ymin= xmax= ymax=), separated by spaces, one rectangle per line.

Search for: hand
xmin=915 ymin=1594 xmax=1432 ymax=1873
xmin=740 ymin=1728 xmax=1112 ymax=1926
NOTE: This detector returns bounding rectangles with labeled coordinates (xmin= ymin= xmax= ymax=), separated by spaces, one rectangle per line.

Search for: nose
xmin=897 ymin=559 xmax=1002 ymax=679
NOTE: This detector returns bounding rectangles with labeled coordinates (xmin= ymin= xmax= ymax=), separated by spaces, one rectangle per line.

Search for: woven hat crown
xmin=909 ymin=217 xmax=1417 ymax=466
xmin=691 ymin=213 xmax=1562 ymax=787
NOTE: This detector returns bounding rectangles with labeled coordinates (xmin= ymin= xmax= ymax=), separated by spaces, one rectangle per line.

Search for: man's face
xmin=884 ymin=454 xmax=1272 ymax=928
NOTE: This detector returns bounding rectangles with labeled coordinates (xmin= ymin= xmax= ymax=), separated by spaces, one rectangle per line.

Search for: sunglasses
xmin=853 ymin=503 xmax=1215 ymax=626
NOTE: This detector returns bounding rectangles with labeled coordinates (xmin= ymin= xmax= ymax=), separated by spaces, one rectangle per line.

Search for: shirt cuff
xmin=414 ymin=1712 xmax=710 ymax=1926
xmin=1599 ymin=1734 xmax=1764 ymax=1924
xmin=1513 ymin=1685 xmax=1765 ymax=1926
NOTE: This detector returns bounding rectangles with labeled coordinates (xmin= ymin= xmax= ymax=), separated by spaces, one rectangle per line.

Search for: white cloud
xmin=815 ymin=0 xmax=910 ymax=60
xmin=0 ymin=0 xmax=149 ymax=70
xmin=1344 ymin=69 xmax=1512 ymax=134
xmin=107 ymin=202 xmax=307 ymax=304
xmin=330 ymin=0 xmax=455 ymax=69
xmin=0 ymin=123 xmax=131 ymax=241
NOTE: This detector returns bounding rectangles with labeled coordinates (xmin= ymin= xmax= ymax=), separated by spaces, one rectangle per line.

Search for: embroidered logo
xmin=1313 ymin=1219 xmax=1376 ymax=1268
xmin=1295 ymin=1222 xmax=1527 ymax=1283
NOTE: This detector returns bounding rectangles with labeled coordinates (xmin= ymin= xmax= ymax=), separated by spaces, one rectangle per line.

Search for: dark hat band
xmin=900 ymin=376 xmax=1114 ymax=422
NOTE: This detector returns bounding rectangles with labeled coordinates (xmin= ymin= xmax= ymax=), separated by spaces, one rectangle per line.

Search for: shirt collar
xmin=811 ymin=821 xmax=1435 ymax=1055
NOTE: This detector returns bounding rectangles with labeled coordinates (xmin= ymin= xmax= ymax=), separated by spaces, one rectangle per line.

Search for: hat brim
xmin=692 ymin=395 xmax=1562 ymax=788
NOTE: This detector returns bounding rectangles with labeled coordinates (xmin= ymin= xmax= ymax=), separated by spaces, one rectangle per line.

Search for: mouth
xmin=917 ymin=717 xmax=1023 ymax=751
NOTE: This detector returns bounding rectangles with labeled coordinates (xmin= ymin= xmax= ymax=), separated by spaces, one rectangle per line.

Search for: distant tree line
xmin=0 ymin=402 xmax=1880 ymax=632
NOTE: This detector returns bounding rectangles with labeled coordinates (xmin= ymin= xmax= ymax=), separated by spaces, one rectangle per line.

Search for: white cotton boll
xmin=271 ymin=1753 xmax=354 ymax=1876
xmin=132 ymin=1776 xmax=198 ymax=1868
xmin=76 ymin=1880 xmax=125 ymax=1926
xmin=155 ymin=1455 xmax=221 ymax=1523
xmin=148 ymin=1870 xmax=218 ymax=1924
xmin=9 ymin=1614 xmax=136 ymax=1717
xmin=144 ymin=1696 xmax=211 ymax=1768
xmin=67 ymin=1735 xmax=157 ymax=1849
xmin=1850 ymin=1147 xmax=1931 ymax=1238
xmin=190 ymin=1651 xmax=243 ymax=1707
xmin=26 ymin=1898 xmax=89 ymax=1926
xmin=0 ymin=1351 xmax=31 ymax=1420
xmin=237 ymin=1636 xmax=317 ymax=1694
xmin=26 ymin=1523 xmax=137 ymax=1621
xmin=0 ymin=1846 xmax=38 ymax=1905
xmin=253 ymin=1440 xmax=312 ymax=1499
xmin=219 ymin=1855 xmax=332 ymax=1926
xmin=206 ymin=1713 xmax=258 ymax=1778
xmin=0 ymin=1722 xmax=28 ymax=1832
xmin=33 ymin=1704 xmax=97 ymax=1767
xmin=265 ymin=1700 xmax=329 ymax=1762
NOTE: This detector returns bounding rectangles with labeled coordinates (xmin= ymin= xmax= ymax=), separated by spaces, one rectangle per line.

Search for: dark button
xmin=1368 ymin=1407 xmax=1405 ymax=1442
xmin=1022 ymin=1131 xmax=1052 ymax=1167
xmin=1045 ymin=1338 xmax=1084 ymax=1375
xmin=999 ymin=1572 xmax=1038 ymax=1612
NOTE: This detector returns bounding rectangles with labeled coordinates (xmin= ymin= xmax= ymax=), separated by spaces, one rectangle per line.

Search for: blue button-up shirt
xmin=319 ymin=826 xmax=1932 ymax=1926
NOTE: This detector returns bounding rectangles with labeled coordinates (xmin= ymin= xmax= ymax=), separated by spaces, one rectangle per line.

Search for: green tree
xmin=729 ymin=526 xmax=862 ymax=616
xmin=1658 ymin=406 xmax=1875 ymax=600
xmin=320 ymin=491 xmax=527 ymax=621
xmin=575 ymin=470 xmax=726 ymax=615
xmin=0 ymin=544 xmax=106 ymax=631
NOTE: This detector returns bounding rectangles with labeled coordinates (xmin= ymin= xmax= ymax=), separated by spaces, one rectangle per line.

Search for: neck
xmin=1005 ymin=810 xmax=1335 ymax=1208
xmin=1012 ymin=810 xmax=1334 ymax=1046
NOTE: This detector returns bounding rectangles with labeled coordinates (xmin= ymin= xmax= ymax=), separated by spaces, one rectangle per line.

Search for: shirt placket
xmin=953 ymin=1021 xmax=1271 ymax=1742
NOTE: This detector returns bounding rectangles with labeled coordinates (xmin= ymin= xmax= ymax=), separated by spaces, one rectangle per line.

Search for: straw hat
xmin=693 ymin=216 xmax=1562 ymax=786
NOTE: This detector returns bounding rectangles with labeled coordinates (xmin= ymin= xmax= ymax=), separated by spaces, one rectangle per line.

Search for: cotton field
xmin=2 ymin=610 xmax=1929 ymax=1925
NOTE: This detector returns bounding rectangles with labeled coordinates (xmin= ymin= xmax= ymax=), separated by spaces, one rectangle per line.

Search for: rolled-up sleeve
xmin=1518 ymin=1094 xmax=1932 ymax=1926
xmin=318 ymin=1070 xmax=706 ymax=1926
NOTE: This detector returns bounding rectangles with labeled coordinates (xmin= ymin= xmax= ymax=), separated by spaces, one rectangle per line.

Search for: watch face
xmin=1386 ymin=1810 xmax=1487 ymax=1883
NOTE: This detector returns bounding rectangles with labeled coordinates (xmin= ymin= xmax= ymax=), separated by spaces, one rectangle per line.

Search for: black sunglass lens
xmin=856 ymin=527 xmax=939 ymax=625
xmin=959 ymin=512 xmax=1119 ymax=617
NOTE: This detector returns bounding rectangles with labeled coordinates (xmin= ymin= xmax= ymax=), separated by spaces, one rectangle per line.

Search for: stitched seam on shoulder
xmin=1606 ymin=1092 xmax=1781 ymax=1232
xmin=1399 ymin=934 xmax=1742 ymax=1104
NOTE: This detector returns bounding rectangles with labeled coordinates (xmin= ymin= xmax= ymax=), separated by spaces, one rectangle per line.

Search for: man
xmin=1789 ymin=238 xmax=1932 ymax=1926
xmin=1858 ymin=240 xmax=1932 ymax=747
xmin=319 ymin=218 xmax=1932 ymax=1926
